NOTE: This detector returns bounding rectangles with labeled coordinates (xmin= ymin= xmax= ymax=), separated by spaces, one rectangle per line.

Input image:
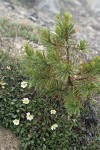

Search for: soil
xmin=0 ymin=127 xmax=20 ymax=150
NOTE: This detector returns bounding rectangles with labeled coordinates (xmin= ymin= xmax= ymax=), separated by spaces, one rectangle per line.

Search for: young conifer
xmin=24 ymin=12 xmax=100 ymax=117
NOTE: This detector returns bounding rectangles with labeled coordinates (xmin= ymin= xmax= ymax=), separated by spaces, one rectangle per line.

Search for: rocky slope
xmin=0 ymin=0 xmax=100 ymax=57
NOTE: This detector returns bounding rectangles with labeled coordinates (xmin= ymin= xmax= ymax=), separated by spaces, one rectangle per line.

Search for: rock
xmin=0 ymin=127 xmax=20 ymax=150
xmin=28 ymin=16 xmax=37 ymax=22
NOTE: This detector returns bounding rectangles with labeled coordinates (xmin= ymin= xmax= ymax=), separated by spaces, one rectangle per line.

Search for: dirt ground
xmin=0 ymin=127 xmax=20 ymax=150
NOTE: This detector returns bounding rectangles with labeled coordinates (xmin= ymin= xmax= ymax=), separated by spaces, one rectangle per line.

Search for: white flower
xmin=22 ymin=98 xmax=30 ymax=104
xmin=26 ymin=112 xmax=30 ymax=116
xmin=74 ymin=75 xmax=77 ymax=78
xmin=26 ymin=112 xmax=34 ymax=121
xmin=0 ymin=81 xmax=7 ymax=88
xmin=50 ymin=110 xmax=56 ymax=115
xmin=2 ymin=86 xmax=5 ymax=89
xmin=7 ymin=66 xmax=11 ymax=70
xmin=13 ymin=119 xmax=19 ymax=125
xmin=21 ymin=81 xmax=27 ymax=88
xmin=51 ymin=124 xmax=58 ymax=130
xmin=0 ymin=81 xmax=7 ymax=86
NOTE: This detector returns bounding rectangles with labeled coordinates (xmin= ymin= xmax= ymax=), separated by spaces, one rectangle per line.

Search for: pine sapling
xmin=24 ymin=12 xmax=100 ymax=117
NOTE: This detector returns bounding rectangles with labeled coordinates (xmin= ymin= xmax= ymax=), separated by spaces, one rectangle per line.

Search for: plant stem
xmin=66 ymin=41 xmax=70 ymax=64
xmin=66 ymin=48 xmax=70 ymax=63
